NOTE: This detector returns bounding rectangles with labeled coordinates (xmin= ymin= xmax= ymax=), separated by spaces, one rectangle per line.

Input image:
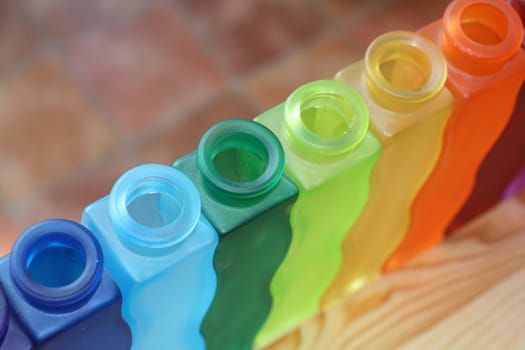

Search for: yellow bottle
xmin=322 ymin=31 xmax=455 ymax=308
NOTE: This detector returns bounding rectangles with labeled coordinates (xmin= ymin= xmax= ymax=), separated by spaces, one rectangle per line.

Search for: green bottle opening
xmin=197 ymin=119 xmax=285 ymax=198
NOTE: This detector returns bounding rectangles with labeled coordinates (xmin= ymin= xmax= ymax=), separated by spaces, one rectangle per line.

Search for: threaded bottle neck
xmin=9 ymin=219 xmax=103 ymax=313
xmin=364 ymin=31 xmax=447 ymax=110
xmin=441 ymin=0 xmax=523 ymax=75
xmin=109 ymin=164 xmax=201 ymax=256
xmin=283 ymin=80 xmax=369 ymax=160
xmin=197 ymin=119 xmax=285 ymax=199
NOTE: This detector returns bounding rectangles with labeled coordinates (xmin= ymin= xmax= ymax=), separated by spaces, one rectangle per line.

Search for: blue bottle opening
xmin=9 ymin=219 xmax=103 ymax=313
xmin=0 ymin=291 xmax=7 ymax=344
xmin=109 ymin=164 xmax=201 ymax=256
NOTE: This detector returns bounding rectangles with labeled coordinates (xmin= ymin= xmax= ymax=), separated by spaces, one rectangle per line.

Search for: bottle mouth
xmin=9 ymin=219 xmax=103 ymax=313
xmin=0 ymin=291 xmax=7 ymax=343
xmin=284 ymin=80 xmax=369 ymax=157
xmin=197 ymin=119 xmax=285 ymax=198
xmin=443 ymin=0 xmax=523 ymax=66
xmin=365 ymin=31 xmax=447 ymax=104
xmin=109 ymin=164 xmax=201 ymax=255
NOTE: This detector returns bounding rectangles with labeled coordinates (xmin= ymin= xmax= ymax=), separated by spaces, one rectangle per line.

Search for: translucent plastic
xmin=450 ymin=0 xmax=525 ymax=228
xmin=385 ymin=0 xmax=525 ymax=272
xmin=504 ymin=165 xmax=525 ymax=197
xmin=0 ymin=219 xmax=131 ymax=350
xmin=321 ymin=31 xmax=454 ymax=307
xmin=82 ymin=164 xmax=218 ymax=350
xmin=173 ymin=119 xmax=297 ymax=350
xmin=254 ymin=80 xmax=381 ymax=346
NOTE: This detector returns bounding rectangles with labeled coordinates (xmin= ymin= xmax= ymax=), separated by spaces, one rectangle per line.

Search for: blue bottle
xmin=0 ymin=286 xmax=32 ymax=349
xmin=0 ymin=219 xmax=131 ymax=350
xmin=82 ymin=164 xmax=218 ymax=350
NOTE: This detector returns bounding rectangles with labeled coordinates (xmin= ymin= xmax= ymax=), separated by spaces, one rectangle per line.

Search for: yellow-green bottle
xmin=322 ymin=31 xmax=455 ymax=308
xmin=254 ymin=80 xmax=381 ymax=346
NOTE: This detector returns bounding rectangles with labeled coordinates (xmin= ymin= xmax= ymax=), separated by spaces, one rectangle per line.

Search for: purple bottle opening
xmin=503 ymin=166 xmax=525 ymax=199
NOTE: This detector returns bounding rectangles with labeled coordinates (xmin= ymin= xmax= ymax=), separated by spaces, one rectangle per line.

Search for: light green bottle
xmin=254 ymin=80 xmax=382 ymax=347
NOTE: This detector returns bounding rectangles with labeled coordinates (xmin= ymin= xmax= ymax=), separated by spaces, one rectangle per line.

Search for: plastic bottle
xmin=504 ymin=165 xmax=525 ymax=198
xmin=82 ymin=164 xmax=218 ymax=350
xmin=321 ymin=31 xmax=454 ymax=307
xmin=254 ymin=80 xmax=382 ymax=346
xmin=0 ymin=219 xmax=131 ymax=350
xmin=384 ymin=0 xmax=525 ymax=272
xmin=448 ymin=0 xmax=525 ymax=228
xmin=173 ymin=119 xmax=298 ymax=350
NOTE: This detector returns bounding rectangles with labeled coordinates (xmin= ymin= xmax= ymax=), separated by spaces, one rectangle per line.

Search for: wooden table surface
xmin=261 ymin=190 xmax=525 ymax=350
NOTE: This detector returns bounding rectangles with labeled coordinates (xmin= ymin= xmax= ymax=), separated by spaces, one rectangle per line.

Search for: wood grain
xmin=261 ymin=191 xmax=525 ymax=350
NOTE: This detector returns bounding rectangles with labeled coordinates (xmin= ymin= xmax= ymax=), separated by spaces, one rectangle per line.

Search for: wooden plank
xmin=261 ymin=191 xmax=525 ymax=350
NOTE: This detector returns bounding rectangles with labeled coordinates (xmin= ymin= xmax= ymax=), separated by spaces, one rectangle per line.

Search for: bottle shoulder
xmin=82 ymin=196 xmax=218 ymax=285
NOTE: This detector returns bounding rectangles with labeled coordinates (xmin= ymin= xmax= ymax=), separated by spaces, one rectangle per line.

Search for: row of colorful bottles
xmin=1 ymin=0 xmax=525 ymax=349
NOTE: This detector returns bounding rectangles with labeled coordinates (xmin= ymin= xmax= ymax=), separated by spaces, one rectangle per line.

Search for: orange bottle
xmin=448 ymin=0 xmax=525 ymax=229
xmin=385 ymin=0 xmax=525 ymax=272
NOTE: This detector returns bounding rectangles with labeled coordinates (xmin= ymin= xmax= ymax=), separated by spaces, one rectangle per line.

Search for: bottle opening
xmin=442 ymin=0 xmax=523 ymax=73
xmin=377 ymin=46 xmax=432 ymax=90
xmin=198 ymin=119 xmax=284 ymax=198
xmin=126 ymin=179 xmax=182 ymax=228
xmin=365 ymin=31 xmax=446 ymax=104
xmin=300 ymin=94 xmax=351 ymax=138
xmin=284 ymin=80 xmax=368 ymax=157
xmin=27 ymin=241 xmax=87 ymax=288
xmin=460 ymin=4 xmax=508 ymax=45
xmin=9 ymin=219 xmax=103 ymax=312
xmin=211 ymin=134 xmax=269 ymax=183
xmin=109 ymin=164 xmax=201 ymax=254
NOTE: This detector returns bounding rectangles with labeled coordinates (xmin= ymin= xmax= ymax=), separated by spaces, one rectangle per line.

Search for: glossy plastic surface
xmin=0 ymin=219 xmax=131 ymax=350
xmin=173 ymin=119 xmax=297 ymax=350
xmin=323 ymin=31 xmax=454 ymax=306
xmin=255 ymin=80 xmax=381 ymax=346
xmin=82 ymin=164 xmax=218 ymax=350
xmin=385 ymin=0 xmax=525 ymax=272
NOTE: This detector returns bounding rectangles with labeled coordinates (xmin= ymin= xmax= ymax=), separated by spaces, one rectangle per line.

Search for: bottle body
xmin=255 ymin=80 xmax=381 ymax=346
xmin=173 ymin=119 xmax=298 ymax=350
xmin=0 ymin=219 xmax=131 ymax=350
xmin=385 ymin=0 xmax=525 ymax=272
xmin=451 ymin=0 xmax=525 ymax=228
xmin=451 ymin=83 xmax=525 ymax=228
xmin=323 ymin=31 xmax=454 ymax=306
xmin=82 ymin=164 xmax=218 ymax=350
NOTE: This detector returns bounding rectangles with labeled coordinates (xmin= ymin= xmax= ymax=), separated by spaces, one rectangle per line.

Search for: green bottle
xmin=254 ymin=80 xmax=381 ymax=347
xmin=172 ymin=119 xmax=298 ymax=350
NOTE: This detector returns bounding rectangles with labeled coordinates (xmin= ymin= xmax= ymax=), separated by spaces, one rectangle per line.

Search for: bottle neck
xmin=364 ymin=31 xmax=447 ymax=111
xmin=109 ymin=164 xmax=201 ymax=256
xmin=283 ymin=80 xmax=369 ymax=162
xmin=441 ymin=0 xmax=523 ymax=75
xmin=197 ymin=119 xmax=284 ymax=201
xmin=9 ymin=219 xmax=103 ymax=313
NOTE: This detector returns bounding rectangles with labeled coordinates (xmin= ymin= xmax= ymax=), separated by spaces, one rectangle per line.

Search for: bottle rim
xmin=443 ymin=0 xmax=523 ymax=62
xmin=109 ymin=164 xmax=201 ymax=255
xmin=197 ymin=119 xmax=285 ymax=198
xmin=9 ymin=219 xmax=103 ymax=312
xmin=365 ymin=31 xmax=447 ymax=103
xmin=284 ymin=80 xmax=369 ymax=156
